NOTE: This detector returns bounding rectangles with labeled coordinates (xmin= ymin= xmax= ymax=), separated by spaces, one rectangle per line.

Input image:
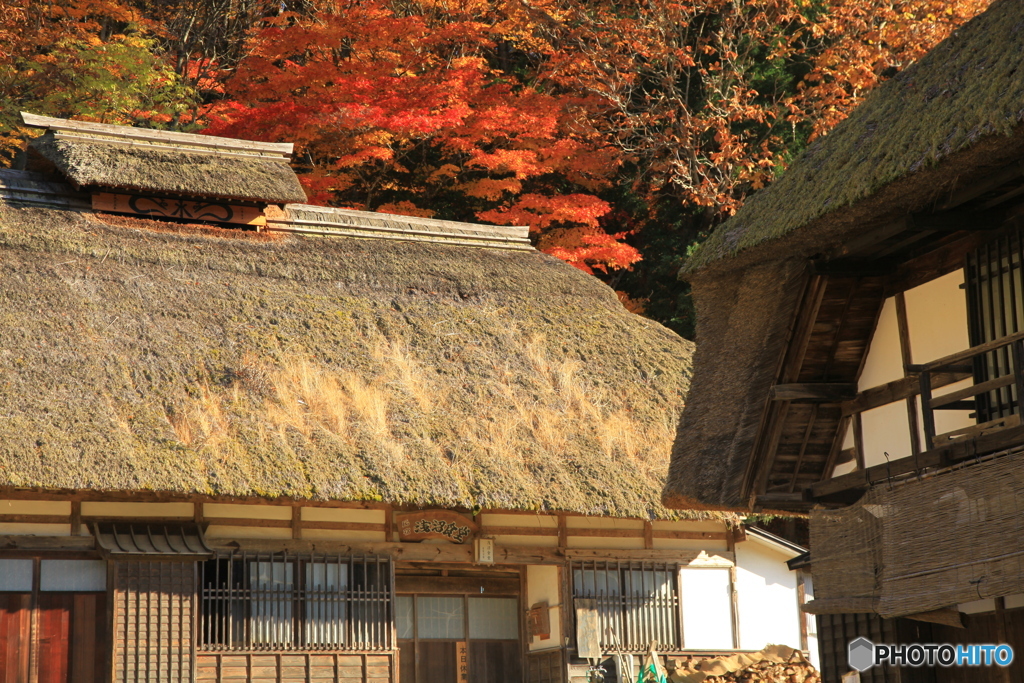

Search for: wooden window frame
xmin=198 ymin=552 xmax=395 ymax=653
xmin=570 ymin=560 xmax=684 ymax=654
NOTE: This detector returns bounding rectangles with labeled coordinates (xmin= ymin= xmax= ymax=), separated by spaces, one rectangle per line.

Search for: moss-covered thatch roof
xmin=665 ymin=0 xmax=1024 ymax=512
xmin=0 ymin=188 xmax=696 ymax=519
xmin=686 ymin=0 xmax=1024 ymax=273
xmin=23 ymin=113 xmax=306 ymax=205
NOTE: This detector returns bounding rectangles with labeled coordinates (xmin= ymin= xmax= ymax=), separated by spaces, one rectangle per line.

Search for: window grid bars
xmin=198 ymin=552 xmax=394 ymax=652
xmin=571 ymin=560 xmax=680 ymax=652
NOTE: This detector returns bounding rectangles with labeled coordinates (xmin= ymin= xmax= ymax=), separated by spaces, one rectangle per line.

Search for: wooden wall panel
xmin=113 ymin=561 xmax=195 ymax=683
xmin=194 ymin=652 xmax=393 ymax=683
xmin=525 ymin=650 xmax=563 ymax=683
xmin=37 ymin=593 xmax=71 ymax=683
xmin=0 ymin=594 xmax=30 ymax=683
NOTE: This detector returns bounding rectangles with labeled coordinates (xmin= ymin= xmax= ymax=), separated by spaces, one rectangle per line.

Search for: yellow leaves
xmin=376 ymin=200 xmax=436 ymax=218
xmin=458 ymin=177 xmax=522 ymax=200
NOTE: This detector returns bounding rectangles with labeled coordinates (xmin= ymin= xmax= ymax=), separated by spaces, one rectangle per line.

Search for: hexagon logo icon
xmin=848 ymin=637 xmax=875 ymax=672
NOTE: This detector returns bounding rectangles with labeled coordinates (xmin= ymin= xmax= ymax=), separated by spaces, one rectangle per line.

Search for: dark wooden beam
xmin=907 ymin=207 xmax=1006 ymax=232
xmin=395 ymin=576 xmax=520 ymax=594
xmin=841 ymin=371 xmax=971 ymax=416
xmin=886 ymin=227 xmax=1018 ymax=295
xmin=937 ymin=160 xmax=1024 ymax=211
xmin=770 ymin=383 xmax=858 ymax=402
xmin=809 ymin=259 xmax=893 ymax=277
xmin=809 ymin=423 xmax=1024 ymax=501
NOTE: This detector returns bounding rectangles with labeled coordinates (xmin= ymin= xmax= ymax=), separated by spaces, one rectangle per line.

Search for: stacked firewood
xmin=699 ymin=659 xmax=820 ymax=683
xmin=666 ymin=645 xmax=819 ymax=683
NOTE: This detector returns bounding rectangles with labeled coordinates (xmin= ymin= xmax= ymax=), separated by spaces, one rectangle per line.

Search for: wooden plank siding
xmin=194 ymin=653 xmax=393 ymax=683
xmin=113 ymin=561 xmax=195 ymax=683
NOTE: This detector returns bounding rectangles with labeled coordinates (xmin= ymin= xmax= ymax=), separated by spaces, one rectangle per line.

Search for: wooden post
xmin=852 ymin=413 xmax=866 ymax=472
xmin=995 ymin=597 xmax=1012 ymax=683
xmin=920 ymin=370 xmax=936 ymax=451
xmin=291 ymin=505 xmax=301 ymax=540
xmin=1012 ymin=341 xmax=1024 ymax=417
xmin=895 ymin=292 xmax=922 ymax=457
xmin=643 ymin=521 xmax=653 ymax=550
xmin=70 ymin=500 xmax=82 ymax=537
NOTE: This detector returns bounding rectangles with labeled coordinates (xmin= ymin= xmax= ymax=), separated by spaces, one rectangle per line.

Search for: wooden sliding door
xmin=0 ymin=558 xmax=108 ymax=683
xmin=395 ymin=572 xmax=523 ymax=683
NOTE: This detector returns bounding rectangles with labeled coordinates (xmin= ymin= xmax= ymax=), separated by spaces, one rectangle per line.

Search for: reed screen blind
xmin=571 ymin=561 xmax=681 ymax=652
xmin=199 ymin=553 xmax=394 ymax=652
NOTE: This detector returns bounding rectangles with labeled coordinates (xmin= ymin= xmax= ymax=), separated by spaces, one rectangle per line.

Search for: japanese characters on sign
xmin=395 ymin=510 xmax=477 ymax=544
xmin=456 ymin=641 xmax=469 ymax=683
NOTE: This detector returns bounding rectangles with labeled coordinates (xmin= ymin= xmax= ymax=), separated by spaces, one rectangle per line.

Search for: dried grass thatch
xmin=664 ymin=0 xmax=1024 ymax=510
xmin=31 ymin=133 xmax=307 ymax=204
xmin=0 ymin=200 xmax=699 ymax=519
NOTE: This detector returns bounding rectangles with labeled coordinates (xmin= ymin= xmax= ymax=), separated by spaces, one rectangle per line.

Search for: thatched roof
xmin=664 ymin=0 xmax=1024 ymax=511
xmin=22 ymin=113 xmax=307 ymax=205
xmin=0 ymin=169 xmax=697 ymax=519
xmin=685 ymin=0 xmax=1024 ymax=274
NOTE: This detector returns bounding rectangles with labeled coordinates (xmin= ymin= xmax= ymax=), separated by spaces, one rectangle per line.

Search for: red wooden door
xmin=0 ymin=593 xmax=30 ymax=683
xmin=36 ymin=593 xmax=106 ymax=683
xmin=37 ymin=593 xmax=72 ymax=683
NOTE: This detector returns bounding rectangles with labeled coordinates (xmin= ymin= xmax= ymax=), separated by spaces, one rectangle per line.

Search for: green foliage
xmin=27 ymin=34 xmax=197 ymax=125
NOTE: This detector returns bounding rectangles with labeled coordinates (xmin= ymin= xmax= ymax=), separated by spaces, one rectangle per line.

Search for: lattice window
xmin=965 ymin=228 xmax=1024 ymax=422
xmin=571 ymin=561 xmax=681 ymax=652
xmin=199 ymin=553 xmax=394 ymax=652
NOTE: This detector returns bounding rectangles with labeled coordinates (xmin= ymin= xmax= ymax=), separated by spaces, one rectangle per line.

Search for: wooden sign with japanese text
xmin=395 ymin=510 xmax=477 ymax=544
xmin=456 ymin=641 xmax=469 ymax=683
xmin=93 ymin=192 xmax=266 ymax=226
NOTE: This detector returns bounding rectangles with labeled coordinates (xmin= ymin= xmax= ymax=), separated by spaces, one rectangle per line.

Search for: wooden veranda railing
xmin=915 ymin=328 xmax=1024 ymax=450
xmin=811 ymin=329 xmax=1024 ymax=500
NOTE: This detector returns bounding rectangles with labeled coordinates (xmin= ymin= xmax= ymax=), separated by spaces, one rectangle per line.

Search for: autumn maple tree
xmin=0 ymin=0 xmax=992 ymax=333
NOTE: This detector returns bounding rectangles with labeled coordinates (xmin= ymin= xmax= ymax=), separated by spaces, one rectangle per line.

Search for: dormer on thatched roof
xmin=664 ymin=0 xmax=1024 ymax=511
xmin=22 ymin=112 xmax=307 ymax=205
xmin=0 ymin=167 xmax=695 ymax=520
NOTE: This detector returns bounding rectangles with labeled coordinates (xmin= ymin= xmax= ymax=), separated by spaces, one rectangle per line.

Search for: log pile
xmin=667 ymin=645 xmax=820 ymax=683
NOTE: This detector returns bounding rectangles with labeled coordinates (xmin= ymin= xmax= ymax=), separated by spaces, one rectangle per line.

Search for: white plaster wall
xmin=904 ymin=270 xmax=970 ymax=364
xmin=858 ymin=297 xmax=904 ymax=391
xmin=680 ymin=568 xmax=733 ymax=649
xmin=0 ymin=500 xmax=70 ymax=515
xmin=81 ymin=501 xmax=193 ymax=517
xmin=848 ymin=269 xmax=974 ymax=469
xmin=565 ymin=517 xmax=644 ymax=529
xmin=861 ymin=402 xmax=912 ymax=468
xmin=526 ymin=565 xmax=563 ymax=651
xmin=300 ymin=507 xmax=385 ymax=523
xmin=205 ymin=503 xmax=292 ymax=520
xmin=735 ymin=541 xmax=801 ymax=652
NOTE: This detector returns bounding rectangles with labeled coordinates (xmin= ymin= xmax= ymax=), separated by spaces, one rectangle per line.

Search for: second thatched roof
xmin=664 ymin=0 xmax=1024 ymax=511
xmin=23 ymin=113 xmax=307 ymax=205
xmin=0 ymin=169 xmax=696 ymax=519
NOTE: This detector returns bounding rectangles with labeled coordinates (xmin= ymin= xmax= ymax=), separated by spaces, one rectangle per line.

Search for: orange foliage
xmin=0 ymin=0 xmax=991 ymax=280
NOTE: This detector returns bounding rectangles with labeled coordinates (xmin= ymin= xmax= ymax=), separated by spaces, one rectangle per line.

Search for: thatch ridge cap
xmin=21 ymin=112 xmax=293 ymax=157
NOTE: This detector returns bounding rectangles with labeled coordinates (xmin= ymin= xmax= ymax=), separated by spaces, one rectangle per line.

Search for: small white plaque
xmin=474 ymin=537 xmax=494 ymax=564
